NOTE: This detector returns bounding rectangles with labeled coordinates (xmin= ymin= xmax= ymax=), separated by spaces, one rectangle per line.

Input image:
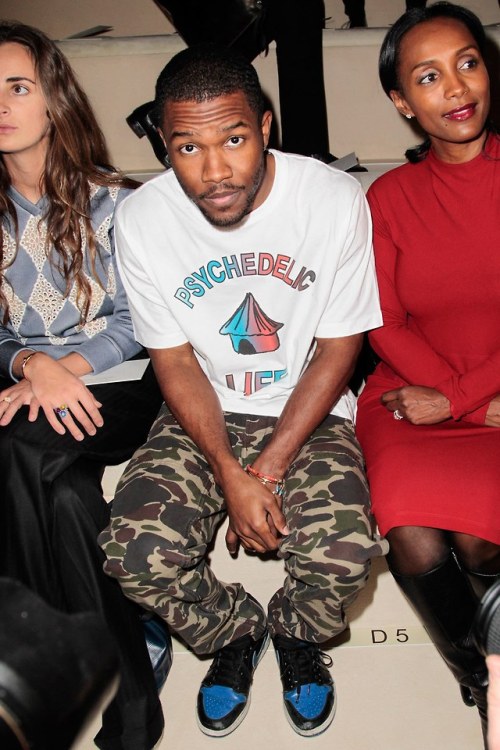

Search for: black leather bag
xmin=154 ymin=0 xmax=270 ymax=61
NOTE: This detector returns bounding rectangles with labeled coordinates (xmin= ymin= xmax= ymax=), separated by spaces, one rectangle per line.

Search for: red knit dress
xmin=356 ymin=135 xmax=500 ymax=544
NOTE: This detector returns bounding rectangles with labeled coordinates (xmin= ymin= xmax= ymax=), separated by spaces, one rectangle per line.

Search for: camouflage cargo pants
xmin=100 ymin=406 xmax=388 ymax=655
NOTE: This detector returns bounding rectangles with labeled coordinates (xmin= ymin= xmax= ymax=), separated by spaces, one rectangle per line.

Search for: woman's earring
xmin=404 ymin=113 xmax=413 ymax=120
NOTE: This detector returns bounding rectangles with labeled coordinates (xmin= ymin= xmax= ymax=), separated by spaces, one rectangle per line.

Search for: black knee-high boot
xmin=391 ymin=553 xmax=488 ymax=743
xmin=467 ymin=570 xmax=500 ymax=600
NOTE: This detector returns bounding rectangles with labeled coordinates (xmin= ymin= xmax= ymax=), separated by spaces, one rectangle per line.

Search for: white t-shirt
xmin=115 ymin=150 xmax=382 ymax=420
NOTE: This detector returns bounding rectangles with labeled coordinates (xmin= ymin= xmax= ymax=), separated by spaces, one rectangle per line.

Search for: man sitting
xmin=100 ymin=43 xmax=387 ymax=738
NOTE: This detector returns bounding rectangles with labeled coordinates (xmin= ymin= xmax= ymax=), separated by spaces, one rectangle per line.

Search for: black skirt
xmin=0 ymin=361 xmax=164 ymax=750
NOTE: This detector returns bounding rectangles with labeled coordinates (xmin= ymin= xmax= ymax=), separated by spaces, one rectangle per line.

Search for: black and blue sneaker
xmin=273 ymin=634 xmax=336 ymax=736
xmin=197 ymin=631 xmax=270 ymax=736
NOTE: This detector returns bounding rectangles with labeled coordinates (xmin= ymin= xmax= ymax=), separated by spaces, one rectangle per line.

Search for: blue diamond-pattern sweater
xmin=0 ymin=183 xmax=141 ymax=379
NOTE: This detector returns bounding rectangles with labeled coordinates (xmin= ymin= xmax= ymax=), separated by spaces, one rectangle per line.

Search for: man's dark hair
xmin=153 ymin=44 xmax=265 ymax=126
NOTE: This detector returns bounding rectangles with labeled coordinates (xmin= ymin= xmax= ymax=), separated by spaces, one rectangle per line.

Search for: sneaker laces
xmin=278 ymin=643 xmax=333 ymax=695
xmin=203 ymin=636 xmax=258 ymax=692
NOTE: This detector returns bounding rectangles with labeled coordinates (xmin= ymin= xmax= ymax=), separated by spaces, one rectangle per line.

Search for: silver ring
xmin=1 ymin=396 xmax=12 ymax=404
xmin=393 ymin=409 xmax=404 ymax=421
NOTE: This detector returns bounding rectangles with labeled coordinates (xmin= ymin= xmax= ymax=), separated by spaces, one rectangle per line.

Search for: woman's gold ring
xmin=2 ymin=396 xmax=12 ymax=404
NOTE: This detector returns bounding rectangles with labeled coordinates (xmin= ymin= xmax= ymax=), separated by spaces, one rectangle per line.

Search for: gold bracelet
xmin=20 ymin=351 xmax=39 ymax=379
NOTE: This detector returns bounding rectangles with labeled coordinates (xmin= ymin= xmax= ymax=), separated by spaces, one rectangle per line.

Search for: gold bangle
xmin=20 ymin=351 xmax=39 ymax=379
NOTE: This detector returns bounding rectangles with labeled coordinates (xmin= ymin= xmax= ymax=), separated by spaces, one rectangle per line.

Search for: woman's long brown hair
xmin=0 ymin=21 xmax=137 ymax=323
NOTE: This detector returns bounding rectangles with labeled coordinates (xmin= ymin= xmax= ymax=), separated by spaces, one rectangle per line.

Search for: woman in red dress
xmin=356 ymin=2 xmax=500 ymax=739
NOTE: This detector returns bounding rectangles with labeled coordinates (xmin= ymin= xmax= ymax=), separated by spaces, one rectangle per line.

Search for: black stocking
xmin=387 ymin=525 xmax=450 ymax=576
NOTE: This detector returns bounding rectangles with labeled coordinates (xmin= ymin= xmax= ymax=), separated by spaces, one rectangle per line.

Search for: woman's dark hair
xmin=378 ymin=2 xmax=493 ymax=162
xmin=379 ymin=2 xmax=487 ymax=97
xmin=153 ymin=43 xmax=265 ymax=127
xmin=0 ymin=21 xmax=136 ymax=323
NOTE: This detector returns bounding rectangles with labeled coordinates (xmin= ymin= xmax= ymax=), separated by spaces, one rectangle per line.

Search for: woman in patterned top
xmin=0 ymin=21 xmax=164 ymax=750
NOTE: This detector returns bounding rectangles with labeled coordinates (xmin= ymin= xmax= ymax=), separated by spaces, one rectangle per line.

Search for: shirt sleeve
xmin=315 ymin=184 xmax=383 ymax=339
xmin=0 ymin=332 xmax=32 ymax=380
xmin=368 ymin=189 xmax=459 ymax=383
xmin=367 ymin=189 xmax=498 ymax=422
xmin=0 ymin=187 xmax=142 ymax=379
xmin=435 ymin=361 xmax=500 ymax=420
xmin=114 ymin=209 xmax=188 ymax=351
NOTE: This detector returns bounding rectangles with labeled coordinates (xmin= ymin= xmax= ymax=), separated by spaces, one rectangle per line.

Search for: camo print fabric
xmin=100 ymin=406 xmax=388 ymax=654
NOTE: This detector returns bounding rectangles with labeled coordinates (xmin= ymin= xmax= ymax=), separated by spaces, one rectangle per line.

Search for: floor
xmin=156 ymin=643 xmax=484 ymax=750
xmin=75 ymin=624 xmax=485 ymax=750
xmin=73 ymin=520 xmax=485 ymax=750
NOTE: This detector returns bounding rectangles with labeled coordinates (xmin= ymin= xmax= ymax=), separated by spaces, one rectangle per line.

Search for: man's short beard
xmin=198 ymin=190 xmax=255 ymax=227
xmin=181 ymin=154 xmax=266 ymax=228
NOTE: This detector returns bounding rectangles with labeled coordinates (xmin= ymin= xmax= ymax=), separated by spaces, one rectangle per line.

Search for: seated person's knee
xmin=452 ymin=532 xmax=500 ymax=574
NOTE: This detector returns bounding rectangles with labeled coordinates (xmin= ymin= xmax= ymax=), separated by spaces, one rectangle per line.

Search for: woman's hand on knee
xmin=381 ymin=385 xmax=451 ymax=424
xmin=0 ymin=379 xmax=40 ymax=425
xmin=21 ymin=353 xmax=103 ymax=440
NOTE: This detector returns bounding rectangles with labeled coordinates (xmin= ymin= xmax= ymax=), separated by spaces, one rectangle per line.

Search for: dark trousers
xmin=154 ymin=0 xmax=330 ymax=156
xmin=342 ymin=1 xmax=366 ymax=26
xmin=265 ymin=0 xmax=330 ymax=156
xmin=0 ymin=362 xmax=164 ymax=750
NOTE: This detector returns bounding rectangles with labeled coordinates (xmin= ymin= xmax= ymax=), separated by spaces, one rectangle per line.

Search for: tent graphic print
xmin=219 ymin=293 xmax=283 ymax=355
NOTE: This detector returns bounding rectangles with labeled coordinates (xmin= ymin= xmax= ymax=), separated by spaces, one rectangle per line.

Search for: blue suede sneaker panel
xmin=196 ymin=631 xmax=269 ymax=736
xmin=284 ymin=684 xmax=332 ymax=720
xmin=200 ymin=686 xmax=246 ymax=720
